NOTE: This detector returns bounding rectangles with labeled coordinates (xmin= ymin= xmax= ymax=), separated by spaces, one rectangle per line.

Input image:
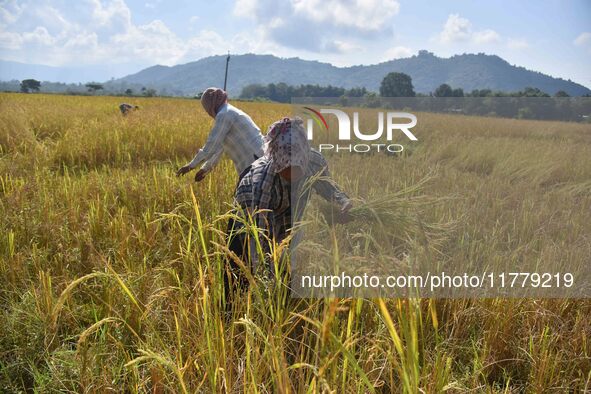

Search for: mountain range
xmin=2 ymin=51 xmax=589 ymax=96
xmin=105 ymin=51 xmax=590 ymax=97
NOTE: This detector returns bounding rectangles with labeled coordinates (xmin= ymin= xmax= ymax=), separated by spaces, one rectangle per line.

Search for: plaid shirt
xmin=189 ymin=103 xmax=264 ymax=174
xmin=234 ymin=149 xmax=350 ymax=269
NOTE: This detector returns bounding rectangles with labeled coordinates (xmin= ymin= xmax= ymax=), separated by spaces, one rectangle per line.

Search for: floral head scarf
xmin=200 ymin=87 xmax=228 ymax=118
xmin=264 ymin=117 xmax=310 ymax=174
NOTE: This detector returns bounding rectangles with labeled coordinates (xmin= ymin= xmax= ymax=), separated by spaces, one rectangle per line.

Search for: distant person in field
xmin=119 ymin=103 xmax=139 ymax=115
xmin=224 ymin=117 xmax=352 ymax=296
xmin=176 ymin=87 xmax=264 ymax=182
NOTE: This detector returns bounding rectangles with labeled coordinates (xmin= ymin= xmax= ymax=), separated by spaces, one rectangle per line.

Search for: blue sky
xmin=0 ymin=0 xmax=590 ymax=86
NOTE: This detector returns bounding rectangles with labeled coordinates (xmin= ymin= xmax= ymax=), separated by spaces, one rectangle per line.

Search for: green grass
xmin=0 ymin=93 xmax=590 ymax=392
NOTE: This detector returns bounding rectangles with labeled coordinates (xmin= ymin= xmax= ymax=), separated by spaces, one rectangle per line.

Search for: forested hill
xmin=106 ymin=51 xmax=591 ymax=97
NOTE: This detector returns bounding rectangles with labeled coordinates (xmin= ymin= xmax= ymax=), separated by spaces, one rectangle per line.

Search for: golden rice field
xmin=1 ymin=92 xmax=590 ymax=392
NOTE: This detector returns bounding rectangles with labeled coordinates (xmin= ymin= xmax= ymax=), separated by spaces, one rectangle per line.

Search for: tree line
xmin=7 ymin=79 xmax=159 ymax=97
xmin=239 ymin=73 xmax=578 ymax=101
xmin=7 ymin=74 xmax=590 ymax=122
xmin=239 ymin=83 xmax=368 ymax=102
xmin=236 ymin=73 xmax=589 ymax=122
xmin=9 ymin=74 xmax=585 ymax=99
xmin=375 ymin=72 xmax=589 ymax=122
xmin=381 ymin=73 xmax=570 ymax=98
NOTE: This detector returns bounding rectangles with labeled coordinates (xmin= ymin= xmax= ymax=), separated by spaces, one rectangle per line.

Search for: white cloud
xmin=64 ymin=31 xmax=99 ymax=49
xmin=145 ymin=0 xmax=163 ymax=9
xmin=384 ymin=45 xmax=413 ymax=59
xmin=473 ymin=29 xmax=500 ymax=44
xmin=324 ymin=39 xmax=360 ymax=53
xmin=0 ymin=0 xmax=23 ymax=26
xmin=89 ymin=0 xmax=132 ymax=30
xmin=0 ymin=0 xmax=254 ymax=67
xmin=233 ymin=0 xmax=259 ymax=18
xmin=439 ymin=14 xmax=472 ymax=43
xmin=22 ymin=26 xmax=56 ymax=46
xmin=110 ymin=19 xmax=186 ymax=64
xmin=507 ymin=38 xmax=528 ymax=50
xmin=574 ymin=32 xmax=591 ymax=46
xmin=439 ymin=14 xmax=501 ymax=46
xmin=1 ymin=24 xmax=60 ymax=50
xmin=34 ymin=6 xmax=72 ymax=34
xmin=232 ymin=0 xmax=399 ymax=53
xmin=185 ymin=30 xmax=228 ymax=60
xmin=292 ymin=0 xmax=400 ymax=32
xmin=0 ymin=30 xmax=23 ymax=50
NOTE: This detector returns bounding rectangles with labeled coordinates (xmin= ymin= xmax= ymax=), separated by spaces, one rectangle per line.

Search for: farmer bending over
xmin=176 ymin=87 xmax=264 ymax=182
xmin=224 ymin=117 xmax=352 ymax=297
xmin=119 ymin=103 xmax=139 ymax=115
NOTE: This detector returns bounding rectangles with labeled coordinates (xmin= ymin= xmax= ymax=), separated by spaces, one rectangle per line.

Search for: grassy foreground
xmin=1 ymin=93 xmax=590 ymax=392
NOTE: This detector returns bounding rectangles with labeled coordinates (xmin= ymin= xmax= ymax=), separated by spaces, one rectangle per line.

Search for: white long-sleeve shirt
xmin=189 ymin=103 xmax=264 ymax=174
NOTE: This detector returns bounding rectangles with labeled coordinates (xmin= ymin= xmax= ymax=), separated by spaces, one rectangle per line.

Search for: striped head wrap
xmin=264 ymin=117 xmax=310 ymax=174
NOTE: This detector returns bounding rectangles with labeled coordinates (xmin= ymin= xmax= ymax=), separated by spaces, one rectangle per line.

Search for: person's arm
xmin=189 ymin=112 xmax=232 ymax=170
xmin=309 ymin=152 xmax=352 ymax=212
xmin=199 ymin=147 xmax=223 ymax=174
xmin=177 ymin=112 xmax=232 ymax=177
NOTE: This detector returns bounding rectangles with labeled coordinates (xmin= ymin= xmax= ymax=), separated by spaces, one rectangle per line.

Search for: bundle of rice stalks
xmin=313 ymin=175 xmax=458 ymax=248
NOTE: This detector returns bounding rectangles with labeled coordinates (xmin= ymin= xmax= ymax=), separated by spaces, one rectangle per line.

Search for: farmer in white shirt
xmin=176 ymin=87 xmax=264 ymax=181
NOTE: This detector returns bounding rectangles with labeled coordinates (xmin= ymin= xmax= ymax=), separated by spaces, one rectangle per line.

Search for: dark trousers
xmin=223 ymin=165 xmax=253 ymax=313
xmin=223 ymin=216 xmax=250 ymax=297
